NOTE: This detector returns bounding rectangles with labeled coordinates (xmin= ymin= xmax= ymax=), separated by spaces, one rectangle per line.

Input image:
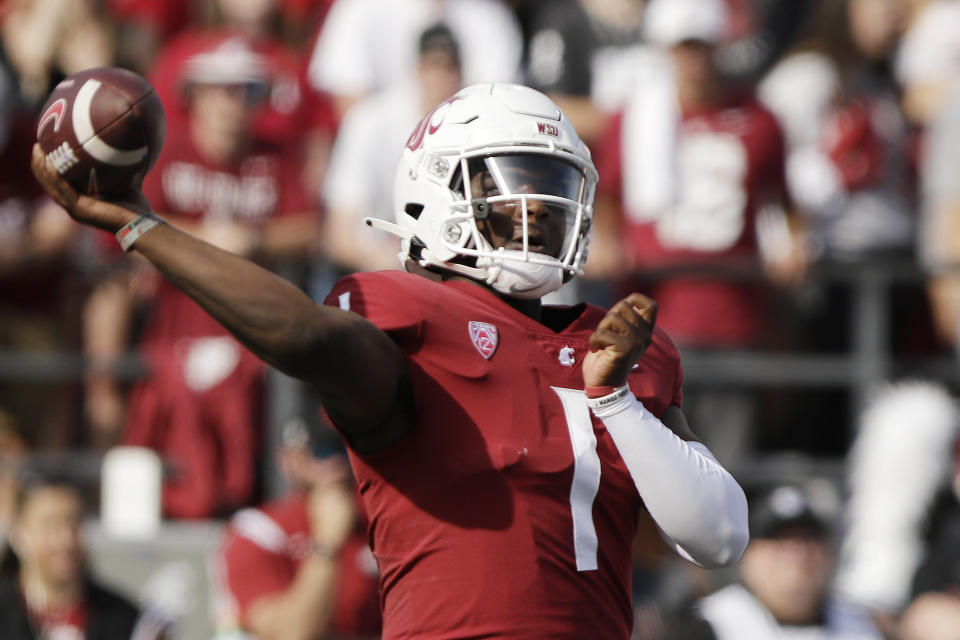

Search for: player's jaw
xmin=505 ymin=225 xmax=548 ymax=253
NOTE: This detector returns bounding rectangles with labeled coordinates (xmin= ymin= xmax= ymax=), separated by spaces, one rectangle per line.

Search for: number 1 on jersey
xmin=551 ymin=386 xmax=601 ymax=571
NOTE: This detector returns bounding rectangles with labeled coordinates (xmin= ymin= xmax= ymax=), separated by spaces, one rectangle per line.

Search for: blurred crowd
xmin=1 ymin=0 xmax=960 ymax=638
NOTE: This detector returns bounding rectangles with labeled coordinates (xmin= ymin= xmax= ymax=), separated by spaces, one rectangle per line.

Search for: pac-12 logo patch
xmin=468 ymin=321 xmax=498 ymax=359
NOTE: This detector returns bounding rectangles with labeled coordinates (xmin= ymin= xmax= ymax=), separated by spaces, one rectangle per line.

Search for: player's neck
xmin=495 ymin=291 xmax=543 ymax=322
xmin=443 ymin=273 xmax=544 ymax=321
xmin=676 ymin=77 xmax=722 ymax=111
xmin=19 ymin=570 xmax=83 ymax=612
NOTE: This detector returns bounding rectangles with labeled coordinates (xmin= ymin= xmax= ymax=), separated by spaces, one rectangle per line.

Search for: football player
xmin=32 ymin=83 xmax=748 ymax=639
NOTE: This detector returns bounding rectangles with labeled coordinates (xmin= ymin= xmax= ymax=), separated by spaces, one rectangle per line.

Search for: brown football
xmin=36 ymin=66 xmax=166 ymax=197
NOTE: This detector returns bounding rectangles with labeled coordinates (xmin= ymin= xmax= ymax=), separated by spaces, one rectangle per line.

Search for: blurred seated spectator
xmin=590 ymin=0 xmax=806 ymax=467
xmin=83 ymin=36 xmax=321 ymax=518
xmin=148 ymin=0 xmax=339 ymax=201
xmin=0 ymin=68 xmax=80 ymax=450
xmin=758 ymin=0 xmax=914 ymax=261
xmin=516 ymin=0 xmax=647 ymax=144
xmin=666 ymin=483 xmax=882 ymax=639
xmin=322 ymin=22 xmax=463 ymax=274
xmin=307 ymin=0 xmax=522 ymax=118
xmin=212 ymin=423 xmax=380 ymax=639
xmin=0 ymin=0 xmax=113 ymax=106
xmin=0 ymin=471 xmax=167 ymax=639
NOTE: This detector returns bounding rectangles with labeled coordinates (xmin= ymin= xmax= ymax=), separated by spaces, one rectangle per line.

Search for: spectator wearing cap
xmin=0 ymin=473 xmax=167 ymax=639
xmin=665 ymin=484 xmax=882 ymax=640
xmin=306 ymin=0 xmax=522 ymax=119
xmin=82 ymin=35 xmax=320 ymax=519
xmin=147 ymin=1 xmax=339 ymax=201
xmin=516 ymin=0 xmax=648 ymax=145
xmin=320 ymin=22 xmax=463 ymax=276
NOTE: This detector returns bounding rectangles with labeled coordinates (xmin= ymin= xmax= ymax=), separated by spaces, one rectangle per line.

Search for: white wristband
xmin=116 ymin=214 xmax=162 ymax=252
xmin=585 ymin=384 xmax=632 ymax=411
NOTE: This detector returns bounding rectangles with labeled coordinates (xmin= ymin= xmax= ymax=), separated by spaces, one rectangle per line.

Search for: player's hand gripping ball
xmin=36 ymin=67 xmax=165 ymax=197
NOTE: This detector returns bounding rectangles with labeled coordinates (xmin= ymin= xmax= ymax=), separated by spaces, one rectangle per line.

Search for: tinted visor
xmin=458 ymin=155 xmax=586 ymax=203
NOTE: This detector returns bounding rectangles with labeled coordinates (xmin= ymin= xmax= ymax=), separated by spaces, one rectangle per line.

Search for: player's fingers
xmin=588 ymin=327 xmax=632 ymax=353
xmin=598 ymin=306 xmax=640 ymax=338
xmin=624 ymin=292 xmax=658 ymax=328
xmin=609 ymin=299 xmax=651 ymax=333
xmin=31 ymin=143 xmax=79 ymax=212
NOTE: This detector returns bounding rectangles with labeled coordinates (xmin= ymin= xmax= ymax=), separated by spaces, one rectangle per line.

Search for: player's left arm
xmin=583 ymin=293 xmax=749 ymax=569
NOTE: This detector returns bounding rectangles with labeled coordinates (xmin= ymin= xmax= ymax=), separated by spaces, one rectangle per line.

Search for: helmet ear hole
xmin=409 ymin=235 xmax=427 ymax=259
xmin=404 ymin=203 xmax=425 ymax=220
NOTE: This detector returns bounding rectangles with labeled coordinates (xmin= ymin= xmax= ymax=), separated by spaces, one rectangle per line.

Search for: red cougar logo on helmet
xmin=406 ymin=96 xmax=462 ymax=151
xmin=37 ymin=98 xmax=68 ymax=137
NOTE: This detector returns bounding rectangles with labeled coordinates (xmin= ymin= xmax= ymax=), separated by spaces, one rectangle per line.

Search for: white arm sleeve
xmin=591 ymin=391 xmax=749 ymax=568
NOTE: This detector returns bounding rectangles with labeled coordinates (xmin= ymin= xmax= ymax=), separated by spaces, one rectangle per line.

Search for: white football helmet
xmin=368 ymin=83 xmax=597 ymax=299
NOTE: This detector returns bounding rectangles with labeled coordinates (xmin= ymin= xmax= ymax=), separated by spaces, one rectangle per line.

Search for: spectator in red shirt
xmin=212 ymin=424 xmax=380 ymax=639
xmin=83 ymin=36 xmax=321 ymax=518
xmin=147 ymin=0 xmax=338 ymax=202
xmin=589 ymin=0 xmax=807 ymax=468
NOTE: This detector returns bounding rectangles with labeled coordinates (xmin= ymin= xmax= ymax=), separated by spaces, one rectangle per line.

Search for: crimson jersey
xmin=324 ymin=271 xmax=683 ymax=640
xmin=214 ymin=493 xmax=381 ymax=637
xmin=596 ymin=96 xmax=787 ymax=347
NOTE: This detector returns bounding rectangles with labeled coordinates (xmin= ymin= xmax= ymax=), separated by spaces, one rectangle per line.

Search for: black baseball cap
xmin=749 ymin=485 xmax=830 ymax=539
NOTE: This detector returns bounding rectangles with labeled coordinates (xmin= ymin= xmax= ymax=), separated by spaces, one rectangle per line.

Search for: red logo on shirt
xmin=468 ymin=321 xmax=498 ymax=359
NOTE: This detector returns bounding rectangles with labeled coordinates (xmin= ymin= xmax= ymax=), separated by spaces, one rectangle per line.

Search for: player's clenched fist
xmin=582 ymin=292 xmax=657 ymax=388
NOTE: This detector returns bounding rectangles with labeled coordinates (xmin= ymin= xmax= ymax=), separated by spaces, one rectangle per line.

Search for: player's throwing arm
xmin=30 ymin=140 xmax=412 ymax=453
